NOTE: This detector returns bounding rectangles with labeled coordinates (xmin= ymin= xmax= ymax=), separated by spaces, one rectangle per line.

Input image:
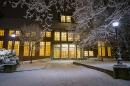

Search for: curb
xmin=73 ymin=62 xmax=113 ymax=77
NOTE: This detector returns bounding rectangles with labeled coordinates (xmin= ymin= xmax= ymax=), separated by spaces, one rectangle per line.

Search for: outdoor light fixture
xmin=11 ymin=33 xmax=16 ymax=53
xmin=11 ymin=34 xmax=16 ymax=38
xmin=112 ymin=21 xmax=119 ymax=27
xmin=112 ymin=21 xmax=123 ymax=65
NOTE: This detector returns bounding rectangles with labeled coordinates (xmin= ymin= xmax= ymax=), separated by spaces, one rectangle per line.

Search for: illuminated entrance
xmin=54 ymin=44 xmax=81 ymax=59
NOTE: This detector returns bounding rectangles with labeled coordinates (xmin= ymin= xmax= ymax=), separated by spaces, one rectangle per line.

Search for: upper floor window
xmin=61 ymin=15 xmax=71 ymax=23
xmin=61 ymin=32 xmax=67 ymax=41
xmin=9 ymin=30 xmax=20 ymax=36
xmin=0 ymin=29 xmax=4 ymax=36
xmin=54 ymin=32 xmax=60 ymax=41
xmin=46 ymin=32 xmax=51 ymax=37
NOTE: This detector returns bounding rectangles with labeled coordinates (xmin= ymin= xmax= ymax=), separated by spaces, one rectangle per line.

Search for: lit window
xmin=14 ymin=41 xmax=20 ymax=56
xmin=84 ymin=51 xmax=94 ymax=56
xmin=68 ymin=32 xmax=73 ymax=41
xmin=61 ymin=32 xmax=67 ymax=41
xmin=89 ymin=51 xmax=94 ymax=56
xmin=46 ymin=32 xmax=51 ymax=37
xmin=0 ymin=41 xmax=3 ymax=48
xmin=8 ymin=41 xmax=12 ymax=50
xmin=54 ymin=45 xmax=60 ymax=58
xmin=69 ymin=44 xmax=76 ymax=58
xmin=39 ymin=42 xmax=45 ymax=56
xmin=98 ymin=41 xmax=105 ymax=56
xmin=9 ymin=30 xmax=15 ymax=36
xmin=84 ymin=51 xmax=89 ymax=56
xmin=61 ymin=15 xmax=72 ymax=23
xmin=0 ymin=30 xmax=4 ymax=36
xmin=30 ymin=42 xmax=35 ymax=56
xmin=54 ymin=32 xmax=60 ymax=41
xmin=24 ymin=42 xmax=29 ymax=56
xmin=107 ymin=47 xmax=111 ymax=56
xmin=25 ymin=32 xmax=30 ymax=37
xmin=16 ymin=31 xmax=20 ymax=36
xmin=45 ymin=42 xmax=51 ymax=56
xmin=61 ymin=16 xmax=66 ymax=22
xmin=66 ymin=16 xmax=71 ymax=22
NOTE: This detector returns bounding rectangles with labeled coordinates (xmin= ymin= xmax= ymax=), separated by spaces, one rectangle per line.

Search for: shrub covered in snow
xmin=0 ymin=49 xmax=19 ymax=64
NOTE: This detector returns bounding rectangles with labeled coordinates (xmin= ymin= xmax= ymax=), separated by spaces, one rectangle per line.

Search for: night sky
xmin=0 ymin=0 xmax=26 ymax=18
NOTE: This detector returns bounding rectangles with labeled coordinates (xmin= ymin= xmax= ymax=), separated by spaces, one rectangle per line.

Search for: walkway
xmin=0 ymin=61 xmax=130 ymax=86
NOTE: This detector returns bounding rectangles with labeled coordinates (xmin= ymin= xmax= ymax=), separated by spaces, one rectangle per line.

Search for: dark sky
xmin=0 ymin=0 xmax=26 ymax=18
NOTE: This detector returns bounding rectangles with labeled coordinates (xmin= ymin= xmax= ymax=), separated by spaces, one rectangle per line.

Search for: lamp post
xmin=112 ymin=21 xmax=123 ymax=65
xmin=11 ymin=33 xmax=16 ymax=53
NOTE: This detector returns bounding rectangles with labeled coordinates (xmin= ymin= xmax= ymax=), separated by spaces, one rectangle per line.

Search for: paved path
xmin=0 ymin=61 xmax=130 ymax=86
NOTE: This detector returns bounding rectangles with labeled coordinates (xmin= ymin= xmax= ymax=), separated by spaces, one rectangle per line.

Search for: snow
xmin=0 ymin=61 xmax=130 ymax=86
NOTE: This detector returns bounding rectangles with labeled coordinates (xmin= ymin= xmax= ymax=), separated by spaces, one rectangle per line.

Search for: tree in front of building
xmin=19 ymin=24 xmax=44 ymax=63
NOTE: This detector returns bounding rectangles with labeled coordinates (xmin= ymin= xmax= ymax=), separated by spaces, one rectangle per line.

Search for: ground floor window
xmin=84 ymin=51 xmax=94 ymax=56
xmin=39 ymin=42 xmax=51 ymax=56
xmin=53 ymin=44 xmax=81 ymax=59
xmin=0 ymin=41 xmax=3 ymax=49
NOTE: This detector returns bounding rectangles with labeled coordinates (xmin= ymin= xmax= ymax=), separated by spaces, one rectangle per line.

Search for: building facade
xmin=0 ymin=16 xmax=112 ymax=61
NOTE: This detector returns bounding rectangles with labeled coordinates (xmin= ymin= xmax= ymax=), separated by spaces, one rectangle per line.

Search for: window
xmin=39 ymin=42 xmax=45 ymax=56
xmin=9 ymin=30 xmax=15 ymax=36
xmin=61 ymin=44 xmax=68 ymax=58
xmin=54 ymin=32 xmax=60 ymax=41
xmin=69 ymin=44 xmax=76 ymax=58
xmin=61 ymin=32 xmax=67 ymax=41
xmin=24 ymin=42 xmax=29 ymax=56
xmin=107 ymin=47 xmax=111 ymax=56
xmin=84 ymin=51 xmax=94 ymax=56
xmin=61 ymin=15 xmax=71 ymax=23
xmin=31 ymin=42 xmax=35 ymax=56
xmin=98 ymin=41 xmax=105 ymax=56
xmin=14 ymin=41 xmax=20 ymax=56
xmin=61 ymin=16 xmax=66 ymax=22
xmin=77 ymin=45 xmax=81 ymax=58
xmin=0 ymin=41 xmax=3 ymax=48
xmin=8 ymin=41 xmax=12 ymax=50
xmin=45 ymin=42 xmax=51 ymax=56
xmin=46 ymin=32 xmax=51 ymax=37
xmin=68 ymin=32 xmax=73 ymax=41
xmin=0 ymin=30 xmax=4 ymax=36
xmin=84 ymin=51 xmax=89 ymax=56
xmin=54 ymin=45 xmax=60 ymax=58
xmin=16 ymin=31 xmax=20 ymax=36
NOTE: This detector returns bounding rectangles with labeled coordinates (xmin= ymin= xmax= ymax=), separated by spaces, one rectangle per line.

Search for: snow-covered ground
xmin=0 ymin=61 xmax=130 ymax=86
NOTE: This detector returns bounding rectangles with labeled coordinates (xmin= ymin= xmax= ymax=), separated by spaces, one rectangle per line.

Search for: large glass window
xmin=45 ymin=42 xmax=51 ymax=56
xmin=61 ymin=16 xmax=66 ymax=22
xmin=54 ymin=32 xmax=60 ymax=41
xmin=69 ymin=44 xmax=76 ymax=58
xmin=0 ymin=41 xmax=3 ymax=48
xmin=61 ymin=32 xmax=67 ymax=41
xmin=24 ymin=42 xmax=29 ymax=56
xmin=68 ymin=32 xmax=73 ymax=41
xmin=39 ymin=42 xmax=45 ymax=56
xmin=98 ymin=41 xmax=105 ymax=56
xmin=0 ymin=30 xmax=4 ymax=36
xmin=61 ymin=44 xmax=68 ymax=58
xmin=16 ymin=31 xmax=20 ymax=36
xmin=54 ymin=45 xmax=60 ymax=58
